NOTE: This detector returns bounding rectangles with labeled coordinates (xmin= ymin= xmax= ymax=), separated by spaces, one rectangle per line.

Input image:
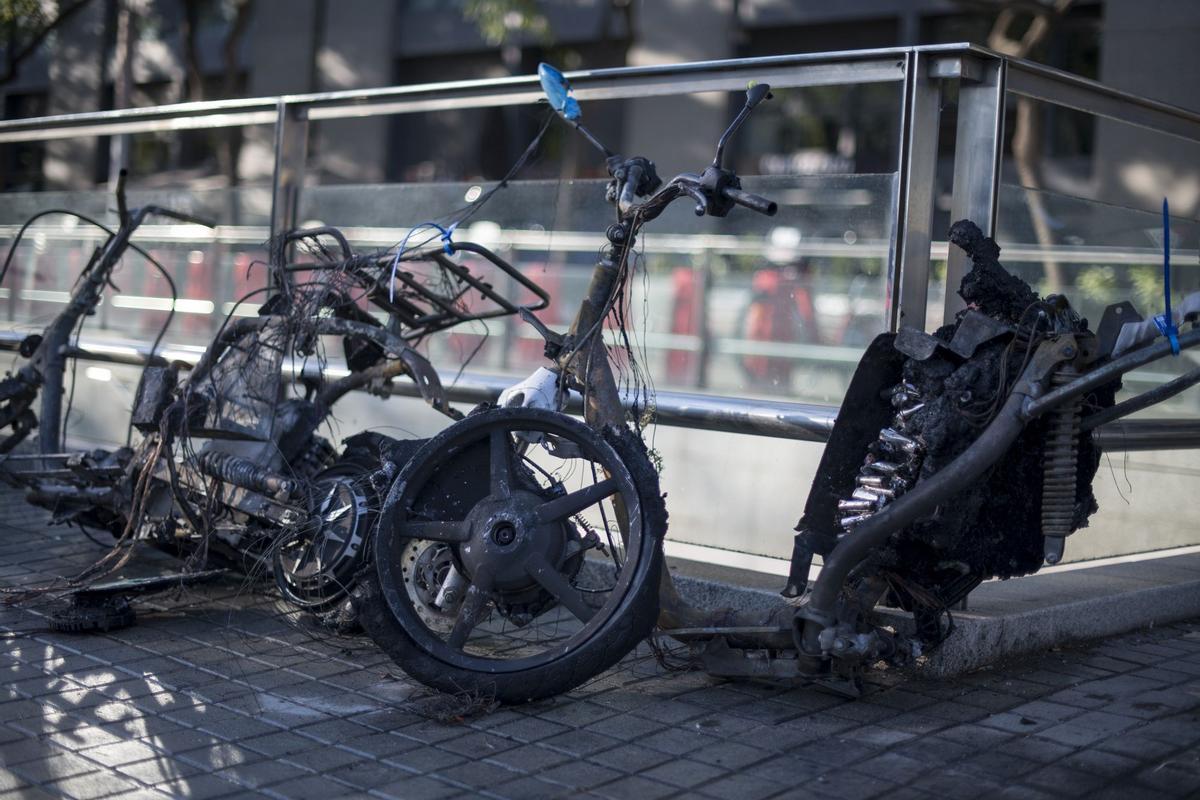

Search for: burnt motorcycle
xmin=351 ymin=64 xmax=1200 ymax=703
xmin=0 ymin=174 xmax=548 ymax=626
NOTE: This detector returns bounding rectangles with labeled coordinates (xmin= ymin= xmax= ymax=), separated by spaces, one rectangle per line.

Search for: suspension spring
xmin=196 ymin=450 xmax=296 ymax=499
xmin=1040 ymin=366 xmax=1081 ymax=564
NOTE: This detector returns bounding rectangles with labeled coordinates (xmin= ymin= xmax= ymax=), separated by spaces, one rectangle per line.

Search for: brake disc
xmin=400 ymin=539 xmax=464 ymax=632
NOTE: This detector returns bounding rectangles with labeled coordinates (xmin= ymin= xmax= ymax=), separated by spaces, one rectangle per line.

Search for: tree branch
xmin=180 ymin=0 xmax=204 ymax=101
xmin=218 ymin=0 xmax=252 ymax=185
xmin=0 ymin=0 xmax=95 ymax=86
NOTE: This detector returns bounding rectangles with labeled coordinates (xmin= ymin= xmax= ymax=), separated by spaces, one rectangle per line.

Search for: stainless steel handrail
xmin=0 ymin=331 xmax=839 ymax=443
xmin=0 ymin=44 xmax=919 ymax=143
xmin=0 ymin=329 xmax=1187 ymax=451
xmin=2 ymin=43 xmax=1198 ymax=143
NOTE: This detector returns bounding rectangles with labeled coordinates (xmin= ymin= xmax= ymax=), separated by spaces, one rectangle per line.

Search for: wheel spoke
xmin=323 ymin=503 xmax=352 ymax=523
xmin=294 ymin=536 xmax=320 ymax=572
xmin=490 ymin=429 xmax=513 ymax=498
xmin=524 ymin=553 xmax=596 ymax=623
xmin=531 ymin=478 xmax=618 ymax=524
xmin=447 ymin=571 xmax=494 ymax=650
xmin=396 ymin=520 xmax=471 ymax=542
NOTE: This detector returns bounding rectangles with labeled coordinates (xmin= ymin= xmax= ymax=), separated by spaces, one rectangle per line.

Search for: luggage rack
xmin=276 ymin=227 xmax=551 ymax=342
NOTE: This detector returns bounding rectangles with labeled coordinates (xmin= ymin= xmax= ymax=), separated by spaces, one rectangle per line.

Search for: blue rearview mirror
xmin=538 ymin=63 xmax=581 ymax=122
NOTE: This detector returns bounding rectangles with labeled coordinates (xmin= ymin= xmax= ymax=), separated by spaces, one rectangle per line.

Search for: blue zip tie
xmin=1153 ymin=197 xmax=1181 ymax=356
xmin=387 ymin=221 xmax=458 ymax=302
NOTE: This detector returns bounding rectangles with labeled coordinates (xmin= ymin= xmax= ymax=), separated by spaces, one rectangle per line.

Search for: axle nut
xmin=492 ymin=523 xmax=517 ymax=546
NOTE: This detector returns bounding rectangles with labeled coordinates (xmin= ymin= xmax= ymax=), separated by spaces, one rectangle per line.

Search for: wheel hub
xmin=457 ymin=490 xmax=571 ymax=594
xmin=275 ymin=474 xmax=369 ymax=609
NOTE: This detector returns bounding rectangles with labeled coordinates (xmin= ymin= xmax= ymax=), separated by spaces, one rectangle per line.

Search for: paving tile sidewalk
xmin=2 ymin=501 xmax=1200 ymax=799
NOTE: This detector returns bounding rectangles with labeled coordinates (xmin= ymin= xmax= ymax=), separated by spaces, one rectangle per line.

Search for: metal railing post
xmin=269 ymin=100 xmax=309 ymax=246
xmin=697 ymin=256 xmax=713 ymax=389
xmin=944 ymin=55 xmax=1007 ymax=322
xmin=889 ymin=50 xmax=945 ymax=333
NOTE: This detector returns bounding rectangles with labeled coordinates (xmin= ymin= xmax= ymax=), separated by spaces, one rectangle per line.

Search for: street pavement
xmin=2 ymin=500 xmax=1200 ymax=799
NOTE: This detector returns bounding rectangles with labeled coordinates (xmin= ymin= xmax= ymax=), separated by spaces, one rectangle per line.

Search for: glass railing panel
xmin=994 ymin=182 xmax=1200 ymax=562
xmin=300 ymin=172 xmax=896 ymax=404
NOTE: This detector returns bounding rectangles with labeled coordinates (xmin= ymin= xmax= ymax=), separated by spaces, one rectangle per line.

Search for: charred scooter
xmin=348 ymin=65 xmax=1200 ymax=704
xmin=0 ymin=170 xmax=217 ymax=525
xmin=0 ymin=176 xmax=549 ymax=626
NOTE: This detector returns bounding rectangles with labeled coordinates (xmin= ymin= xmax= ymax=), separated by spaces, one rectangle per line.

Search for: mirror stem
xmin=712 ymin=104 xmax=753 ymax=169
xmin=572 ymin=121 xmax=614 ymax=158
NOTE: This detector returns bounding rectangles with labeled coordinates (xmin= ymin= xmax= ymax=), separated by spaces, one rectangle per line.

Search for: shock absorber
xmin=1041 ymin=366 xmax=1081 ymax=565
xmin=196 ymin=450 xmax=297 ymax=499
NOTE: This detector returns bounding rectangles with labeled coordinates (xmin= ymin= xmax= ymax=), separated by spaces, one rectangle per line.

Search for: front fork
xmin=500 ymin=224 xmax=629 ymax=427
xmin=507 ymin=226 xmax=778 ymax=635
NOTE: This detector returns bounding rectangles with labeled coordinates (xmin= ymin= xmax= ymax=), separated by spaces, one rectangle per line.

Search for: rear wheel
xmin=356 ymin=407 xmax=666 ymax=705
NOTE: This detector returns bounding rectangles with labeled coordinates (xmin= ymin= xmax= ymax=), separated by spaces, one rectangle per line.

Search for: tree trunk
xmin=1011 ymin=96 xmax=1063 ymax=292
xmin=0 ymin=0 xmax=95 ymax=86
xmin=218 ymin=0 xmax=253 ymax=188
xmin=179 ymin=0 xmax=252 ymax=188
xmin=108 ymin=0 xmax=136 ymax=189
xmin=984 ymin=0 xmax=1074 ymax=293
xmin=180 ymin=0 xmax=204 ymax=102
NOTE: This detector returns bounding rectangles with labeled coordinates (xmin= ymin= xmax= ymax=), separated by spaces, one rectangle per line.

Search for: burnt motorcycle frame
xmin=0 ymin=170 xmax=217 ymax=461
xmin=411 ymin=71 xmax=1200 ymax=694
xmin=0 ymin=176 xmax=549 ymax=600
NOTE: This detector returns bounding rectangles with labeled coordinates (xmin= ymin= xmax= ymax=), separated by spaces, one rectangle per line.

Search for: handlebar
xmin=720 ymin=186 xmax=777 ymax=217
xmin=603 ymin=80 xmax=779 ymax=223
xmin=141 ymin=205 xmax=218 ymax=230
xmin=618 ymin=162 xmax=645 ymax=216
xmin=112 ymin=170 xmax=218 ymax=230
xmin=628 ymin=170 xmax=779 ymax=225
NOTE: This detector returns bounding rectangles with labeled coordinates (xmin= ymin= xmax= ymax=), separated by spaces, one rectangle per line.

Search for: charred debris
xmin=791 ymin=219 xmax=1113 ymax=648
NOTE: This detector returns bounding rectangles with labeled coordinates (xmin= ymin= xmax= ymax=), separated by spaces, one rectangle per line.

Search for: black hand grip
xmin=139 ymin=204 xmax=218 ymax=229
xmin=722 ymin=186 xmax=778 ymax=216
xmin=115 ymin=169 xmax=129 ymax=225
xmin=746 ymin=83 xmax=772 ymax=108
xmin=618 ymin=162 xmax=645 ymax=214
xmin=152 ymin=207 xmax=219 ymax=229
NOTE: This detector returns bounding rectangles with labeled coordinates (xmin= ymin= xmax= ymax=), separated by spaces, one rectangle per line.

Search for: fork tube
xmin=561 ymin=248 xmax=626 ymax=430
xmin=559 ymin=241 xmax=779 ymax=635
xmin=37 ymin=248 xmax=112 ymax=454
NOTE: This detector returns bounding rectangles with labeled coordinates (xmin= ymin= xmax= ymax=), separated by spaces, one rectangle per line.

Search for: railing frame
xmin=2 ymin=42 xmax=1200 ymax=444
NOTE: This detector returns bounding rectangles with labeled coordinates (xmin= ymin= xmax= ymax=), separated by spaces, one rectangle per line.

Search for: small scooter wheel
xmin=357 ymin=407 xmax=667 ymax=705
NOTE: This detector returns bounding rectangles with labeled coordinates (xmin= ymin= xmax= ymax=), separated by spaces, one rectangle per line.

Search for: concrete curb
xmin=878 ymin=574 xmax=1200 ymax=677
xmin=666 ymin=551 xmax=1200 ymax=677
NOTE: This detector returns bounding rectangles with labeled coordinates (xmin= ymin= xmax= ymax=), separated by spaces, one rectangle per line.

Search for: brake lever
xmin=681 ymin=183 xmax=709 ymax=216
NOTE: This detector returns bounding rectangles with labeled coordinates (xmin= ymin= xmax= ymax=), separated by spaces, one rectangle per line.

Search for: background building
xmin=2 ymin=0 xmax=1198 ymax=223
